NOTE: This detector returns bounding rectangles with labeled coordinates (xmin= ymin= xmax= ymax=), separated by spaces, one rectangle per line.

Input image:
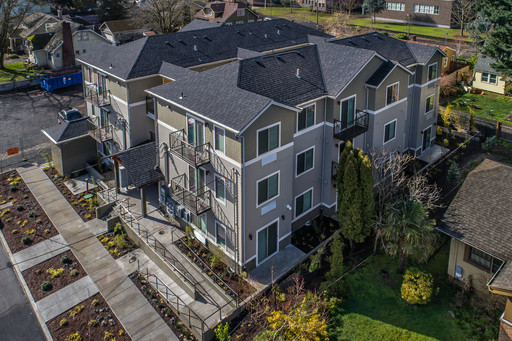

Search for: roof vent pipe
xmin=179 ymin=92 xmax=184 ymax=99
xmin=296 ymin=68 xmax=301 ymax=79
xmin=194 ymin=44 xmax=198 ymax=51
xmin=264 ymin=34 xmax=268 ymax=38
xmin=277 ymin=30 xmax=281 ymax=35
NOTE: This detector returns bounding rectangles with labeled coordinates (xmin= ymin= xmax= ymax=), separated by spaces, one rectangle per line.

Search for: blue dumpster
xmin=40 ymin=71 xmax=82 ymax=92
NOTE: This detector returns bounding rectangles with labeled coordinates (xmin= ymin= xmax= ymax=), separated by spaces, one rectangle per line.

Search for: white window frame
xmin=191 ymin=212 xmax=207 ymax=235
xmin=425 ymin=94 xmax=435 ymax=114
xmin=297 ymin=103 xmax=316 ymax=132
xmin=294 ymin=187 xmax=314 ymax=219
xmin=386 ymin=82 xmax=400 ymax=106
xmin=295 ymin=146 xmax=315 ymax=178
xmin=256 ymin=170 xmax=280 ymax=208
xmin=214 ymin=174 xmax=226 ymax=205
xmin=255 ymin=218 xmax=279 ymax=266
xmin=427 ymin=62 xmax=437 ymax=82
xmin=256 ymin=122 xmax=281 ymax=157
xmin=386 ymin=2 xmax=405 ymax=11
xmin=186 ymin=113 xmax=206 ymax=146
xmin=339 ymin=94 xmax=357 ymax=127
xmin=213 ymin=124 xmax=225 ymax=155
xmin=383 ymin=119 xmax=397 ymax=145
xmin=422 ymin=125 xmax=433 ymax=153
xmin=443 ymin=57 xmax=448 ymax=67
xmin=237 ymin=8 xmax=245 ymax=16
xmin=215 ymin=221 xmax=227 ymax=249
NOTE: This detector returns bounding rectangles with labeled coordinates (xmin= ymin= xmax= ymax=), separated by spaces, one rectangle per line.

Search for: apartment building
xmin=77 ymin=21 xmax=443 ymax=272
xmin=377 ymin=0 xmax=456 ymax=28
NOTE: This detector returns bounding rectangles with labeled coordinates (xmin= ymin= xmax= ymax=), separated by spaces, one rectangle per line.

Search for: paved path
xmin=18 ymin=166 xmax=178 ymax=341
xmin=0 ymin=238 xmax=46 ymax=341
xmin=13 ymin=234 xmax=69 ymax=272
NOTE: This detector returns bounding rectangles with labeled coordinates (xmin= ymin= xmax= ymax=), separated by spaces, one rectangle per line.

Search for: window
xmin=386 ymin=2 xmax=405 ymax=11
xmin=88 ymin=67 xmax=93 ymax=83
xmin=225 ymin=22 xmax=232 ymax=26
xmin=425 ymin=95 xmax=435 ymax=113
xmin=481 ymin=72 xmax=498 ymax=85
xmin=413 ymin=4 xmax=439 ymax=14
xmin=444 ymin=58 xmax=447 ymax=67
xmin=428 ymin=63 xmax=437 ymax=81
xmin=216 ymin=222 xmax=226 ymax=248
xmin=248 ymin=19 xmax=254 ymax=23
xmin=258 ymin=123 xmax=279 ymax=155
xmin=295 ymin=188 xmax=313 ymax=218
xmin=468 ymin=247 xmax=503 ymax=273
xmin=296 ymin=147 xmax=314 ymax=176
xmin=236 ymin=21 xmax=244 ymax=25
xmin=384 ymin=120 xmax=397 ymax=144
xmin=75 ymin=50 xmax=80 ymax=55
xmin=386 ymin=83 xmax=399 ymax=105
xmin=214 ymin=126 xmax=225 ymax=154
xmin=257 ymin=172 xmax=279 ymax=206
xmin=297 ymin=105 xmax=315 ymax=131
xmin=215 ymin=174 xmax=226 ymax=203
xmin=187 ymin=115 xmax=204 ymax=146
xmin=237 ymin=8 xmax=245 ymax=16
xmin=257 ymin=221 xmax=278 ymax=263
xmin=341 ymin=96 xmax=356 ymax=128
xmin=191 ymin=213 xmax=207 ymax=233
xmin=451 ymin=55 xmax=455 ymax=62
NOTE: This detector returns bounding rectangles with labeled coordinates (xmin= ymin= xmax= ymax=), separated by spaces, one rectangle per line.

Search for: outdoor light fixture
xmin=281 ymin=215 xmax=285 ymax=220
xmin=249 ymin=233 xmax=253 ymax=240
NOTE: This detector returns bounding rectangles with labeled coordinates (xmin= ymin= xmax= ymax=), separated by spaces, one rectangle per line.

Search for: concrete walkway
xmin=18 ymin=166 xmax=177 ymax=341
xmin=13 ymin=234 xmax=69 ymax=272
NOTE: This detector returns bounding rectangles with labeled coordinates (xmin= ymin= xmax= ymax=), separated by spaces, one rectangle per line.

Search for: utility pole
xmin=316 ymin=0 xmax=319 ymax=30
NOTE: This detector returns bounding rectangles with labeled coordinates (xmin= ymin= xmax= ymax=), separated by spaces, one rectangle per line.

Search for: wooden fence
xmin=443 ymin=108 xmax=512 ymax=142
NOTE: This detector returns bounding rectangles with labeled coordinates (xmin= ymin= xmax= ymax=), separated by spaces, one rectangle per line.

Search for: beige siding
xmin=473 ymin=71 xmax=508 ymax=95
xmin=128 ymin=76 xmax=163 ymax=103
xmin=107 ymin=78 xmax=127 ymax=102
xmin=374 ymin=67 xmax=409 ymax=110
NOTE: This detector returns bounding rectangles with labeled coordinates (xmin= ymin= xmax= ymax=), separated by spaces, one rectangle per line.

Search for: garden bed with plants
xmin=97 ymin=223 xmax=137 ymax=259
xmin=0 ymin=171 xmax=58 ymax=253
xmin=174 ymin=233 xmax=255 ymax=299
xmin=43 ymin=166 xmax=99 ymax=222
xmin=22 ymin=250 xmax=86 ymax=301
xmin=46 ymin=292 xmax=130 ymax=341
xmin=129 ymin=271 xmax=197 ymax=341
xmin=291 ymin=216 xmax=339 ymax=253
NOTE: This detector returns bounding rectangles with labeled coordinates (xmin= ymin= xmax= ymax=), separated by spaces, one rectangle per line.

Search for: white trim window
xmin=386 ymin=2 xmax=405 ymax=11
xmin=257 ymin=220 xmax=278 ymax=264
xmin=215 ymin=221 xmax=226 ymax=248
xmin=386 ymin=82 xmax=399 ymax=106
xmin=296 ymin=147 xmax=314 ymax=177
xmin=414 ymin=4 xmax=439 ymax=14
xmin=384 ymin=119 xmax=397 ymax=144
xmin=481 ymin=72 xmax=498 ymax=85
xmin=191 ymin=213 xmax=207 ymax=234
xmin=257 ymin=123 xmax=280 ymax=156
xmin=297 ymin=105 xmax=315 ymax=132
xmin=427 ymin=63 xmax=437 ymax=81
xmin=237 ymin=8 xmax=245 ymax=16
xmin=443 ymin=57 xmax=448 ymax=67
xmin=257 ymin=172 xmax=279 ymax=206
xmin=214 ymin=174 xmax=226 ymax=204
xmin=295 ymin=188 xmax=313 ymax=218
xmin=340 ymin=95 xmax=356 ymax=128
xmin=425 ymin=94 xmax=435 ymax=114
xmin=214 ymin=125 xmax=225 ymax=154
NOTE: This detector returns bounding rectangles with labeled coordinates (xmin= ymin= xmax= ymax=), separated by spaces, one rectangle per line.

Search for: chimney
xmin=57 ymin=9 xmax=62 ymax=19
xmin=61 ymin=22 xmax=75 ymax=69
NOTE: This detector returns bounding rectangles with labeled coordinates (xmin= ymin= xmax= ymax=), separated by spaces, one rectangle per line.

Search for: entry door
xmin=257 ymin=222 xmax=278 ymax=264
xmin=100 ymin=108 xmax=109 ymax=128
xmin=187 ymin=116 xmax=204 ymax=147
xmin=341 ymin=97 xmax=355 ymax=129
xmin=422 ymin=127 xmax=431 ymax=152
xmin=189 ymin=166 xmax=205 ymax=193
xmin=98 ymin=73 xmax=107 ymax=98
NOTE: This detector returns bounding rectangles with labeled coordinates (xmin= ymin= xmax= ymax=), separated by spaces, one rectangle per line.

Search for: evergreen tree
xmin=336 ymin=141 xmax=352 ymax=200
xmin=358 ymin=150 xmax=375 ymax=238
xmin=98 ymin=0 xmax=127 ymax=22
xmin=339 ymin=150 xmax=363 ymax=249
xmin=362 ymin=0 xmax=386 ymax=22
xmin=326 ymin=231 xmax=344 ymax=280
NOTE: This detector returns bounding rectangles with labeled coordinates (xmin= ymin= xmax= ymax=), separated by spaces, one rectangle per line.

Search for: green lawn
xmin=253 ymin=7 xmax=333 ymax=26
xmin=329 ymin=243 xmax=470 ymax=341
xmin=348 ymin=19 xmax=468 ymax=41
xmin=0 ymin=61 xmax=42 ymax=84
xmin=449 ymin=92 xmax=512 ymax=123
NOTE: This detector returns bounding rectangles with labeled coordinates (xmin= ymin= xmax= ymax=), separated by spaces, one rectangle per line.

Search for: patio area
xmin=418 ymin=144 xmax=450 ymax=164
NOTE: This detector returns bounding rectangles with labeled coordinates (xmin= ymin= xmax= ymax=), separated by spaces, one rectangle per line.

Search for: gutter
xmin=320 ymin=98 xmax=326 ymax=209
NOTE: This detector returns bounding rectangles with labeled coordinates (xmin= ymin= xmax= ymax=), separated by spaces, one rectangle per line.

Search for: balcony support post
xmin=141 ymin=187 xmax=147 ymax=217
xmin=114 ymin=160 xmax=120 ymax=195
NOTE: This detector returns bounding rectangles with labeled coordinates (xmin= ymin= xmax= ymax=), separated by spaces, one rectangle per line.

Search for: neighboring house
xmin=9 ymin=12 xmax=60 ymax=53
xmin=195 ymin=1 xmax=259 ymax=25
xmin=436 ymin=159 xmax=512 ymax=341
xmin=375 ymin=0 xmax=456 ymax=28
xmin=76 ymin=21 xmax=444 ymax=273
xmin=405 ymin=40 xmax=456 ymax=74
xmin=179 ymin=19 xmax=222 ymax=32
xmin=100 ymin=19 xmax=149 ymax=45
xmin=472 ymin=54 xmax=511 ymax=95
xmin=28 ymin=22 xmax=110 ymax=70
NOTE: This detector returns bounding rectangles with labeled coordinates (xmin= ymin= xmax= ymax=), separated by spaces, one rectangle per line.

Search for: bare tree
xmin=138 ymin=0 xmax=181 ymax=34
xmin=324 ymin=11 xmax=350 ymax=36
xmin=342 ymin=0 xmax=362 ymax=15
xmin=452 ymin=0 xmax=476 ymax=37
xmin=0 ymin=0 xmax=32 ymax=69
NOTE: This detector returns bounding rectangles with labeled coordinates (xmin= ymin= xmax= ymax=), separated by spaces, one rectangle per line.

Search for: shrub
xmin=60 ymin=318 xmax=68 ymax=326
xmin=70 ymin=269 xmax=78 ymax=277
xmin=36 ymin=219 xmax=42 ymax=224
xmin=16 ymin=205 xmax=23 ymax=211
xmin=436 ymin=126 xmax=442 ymax=136
xmin=75 ymin=305 xmax=84 ymax=313
xmin=5 ymin=218 xmax=11 ymax=223
xmin=35 ymin=269 xmax=41 ymax=275
xmin=88 ymin=319 xmax=98 ymax=327
xmin=24 ymin=229 xmax=35 ymax=235
xmin=482 ymin=136 xmax=498 ymax=152
xmin=104 ymin=331 xmax=113 ymax=340
xmin=91 ymin=299 xmax=99 ymax=306
xmin=41 ymin=281 xmax=52 ymax=291
xmin=67 ymin=331 xmax=81 ymax=341
xmin=22 ymin=236 xmax=31 ymax=245
xmin=11 ymin=229 xmax=18 ymax=234
xmin=28 ymin=211 xmax=35 ymax=217
xmin=392 ymin=33 xmax=409 ymax=39
xmin=113 ymin=234 xmax=126 ymax=249
xmin=209 ymin=246 xmax=224 ymax=269
xmin=44 ymin=229 xmax=51 ymax=234
xmin=443 ymin=138 xmax=449 ymax=147
xmin=447 ymin=161 xmax=461 ymax=183
xmin=113 ymin=223 xmax=124 ymax=235
xmin=23 ymin=194 xmax=29 ymax=199
xmin=47 ymin=267 xmax=64 ymax=278
xmin=214 ymin=322 xmax=231 ymax=341
xmin=61 ymin=255 xmax=70 ymax=264
xmin=10 ymin=186 xmax=17 ymax=192
xmin=401 ymin=268 xmax=434 ymax=305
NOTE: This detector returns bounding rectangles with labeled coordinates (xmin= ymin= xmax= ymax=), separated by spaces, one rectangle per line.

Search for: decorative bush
xmin=41 ymin=281 xmax=52 ymax=291
xmin=47 ymin=267 xmax=64 ymax=278
xmin=447 ymin=161 xmax=461 ymax=183
xmin=5 ymin=218 xmax=11 ymax=223
xmin=113 ymin=234 xmax=126 ymax=249
xmin=11 ymin=229 xmax=18 ymax=234
xmin=61 ymin=255 xmax=70 ymax=264
xmin=60 ymin=318 xmax=68 ymax=326
xmin=75 ymin=304 xmax=84 ymax=313
xmin=10 ymin=186 xmax=17 ymax=192
xmin=16 ymin=205 xmax=23 ymax=211
xmin=436 ymin=126 xmax=442 ymax=136
xmin=443 ymin=138 xmax=449 ymax=147
xmin=21 ymin=236 xmax=31 ymax=245
xmin=28 ymin=211 xmax=35 ymax=217
xmin=67 ymin=331 xmax=81 ymax=341
xmin=70 ymin=269 xmax=78 ymax=277
xmin=35 ymin=269 xmax=41 ymax=275
xmin=88 ymin=319 xmax=98 ymax=327
xmin=91 ymin=299 xmax=99 ymax=306
xmin=44 ymin=229 xmax=51 ymax=234
xmin=482 ymin=136 xmax=498 ymax=152
xmin=401 ymin=268 xmax=434 ymax=305
xmin=36 ymin=219 xmax=42 ymax=224
xmin=392 ymin=33 xmax=409 ymax=40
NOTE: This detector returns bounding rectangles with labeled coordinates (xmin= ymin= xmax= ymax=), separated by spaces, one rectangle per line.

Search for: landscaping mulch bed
xmin=129 ymin=271 xmax=197 ymax=341
xmin=97 ymin=223 xmax=138 ymax=260
xmin=291 ymin=216 xmax=339 ymax=254
xmin=47 ymin=292 xmax=130 ymax=341
xmin=0 ymin=170 xmax=59 ymax=253
xmin=22 ymin=250 xmax=86 ymax=301
xmin=43 ymin=167 xmax=98 ymax=222
xmin=174 ymin=238 xmax=255 ymax=300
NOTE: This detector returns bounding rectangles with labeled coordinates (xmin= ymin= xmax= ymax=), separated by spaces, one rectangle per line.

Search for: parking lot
xmin=0 ymin=85 xmax=84 ymax=170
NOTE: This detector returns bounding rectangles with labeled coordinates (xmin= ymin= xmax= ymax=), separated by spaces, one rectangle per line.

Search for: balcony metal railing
xmin=333 ymin=110 xmax=369 ymax=141
xmin=169 ymin=130 xmax=211 ymax=167
xmin=171 ymin=174 xmax=212 ymax=215
xmin=332 ymin=161 xmax=339 ymax=180
xmin=87 ymin=118 xmax=113 ymax=143
xmin=84 ymin=84 xmax=110 ymax=107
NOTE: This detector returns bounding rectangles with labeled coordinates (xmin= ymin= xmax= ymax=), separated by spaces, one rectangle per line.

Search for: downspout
xmin=240 ymin=134 xmax=246 ymax=270
xmin=320 ymin=99 xmax=326 ymax=209
xmin=365 ymin=85 xmax=369 ymax=151
xmin=125 ymin=84 xmax=131 ymax=148
xmin=153 ymin=97 xmax=162 ymax=206
xmin=408 ymin=71 xmax=416 ymax=152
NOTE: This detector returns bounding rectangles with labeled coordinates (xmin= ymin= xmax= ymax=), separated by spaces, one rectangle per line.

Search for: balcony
xmin=170 ymin=174 xmax=212 ymax=215
xmin=333 ymin=110 xmax=369 ymax=141
xmin=169 ymin=129 xmax=211 ymax=167
xmin=332 ymin=161 xmax=338 ymax=180
xmin=87 ymin=118 xmax=113 ymax=143
xmin=84 ymin=84 xmax=110 ymax=107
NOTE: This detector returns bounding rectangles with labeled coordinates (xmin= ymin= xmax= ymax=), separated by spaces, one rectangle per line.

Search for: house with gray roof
xmin=437 ymin=159 xmax=512 ymax=340
xmin=472 ymin=54 xmax=511 ymax=95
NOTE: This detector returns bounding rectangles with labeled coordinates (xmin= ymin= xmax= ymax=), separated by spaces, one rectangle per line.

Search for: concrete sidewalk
xmin=18 ymin=166 xmax=177 ymax=341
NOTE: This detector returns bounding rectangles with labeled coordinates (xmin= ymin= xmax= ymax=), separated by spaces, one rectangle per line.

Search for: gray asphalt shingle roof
xmin=42 ymin=117 xmax=89 ymax=143
xmin=474 ymin=54 xmax=501 ymax=75
xmin=178 ymin=19 xmax=222 ymax=32
xmin=115 ymin=142 xmax=165 ymax=189
xmin=77 ymin=19 xmax=331 ymax=80
xmin=366 ymin=60 xmax=396 ymax=87
xmin=159 ymin=62 xmax=196 ymax=80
